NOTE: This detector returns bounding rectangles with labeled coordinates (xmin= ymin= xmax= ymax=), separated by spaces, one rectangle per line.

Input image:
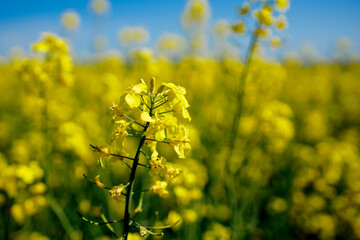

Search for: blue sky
xmin=0 ymin=0 xmax=359 ymax=58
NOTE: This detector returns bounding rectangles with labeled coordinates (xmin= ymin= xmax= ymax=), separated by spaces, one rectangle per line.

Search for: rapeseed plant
xmin=81 ymin=77 xmax=191 ymax=239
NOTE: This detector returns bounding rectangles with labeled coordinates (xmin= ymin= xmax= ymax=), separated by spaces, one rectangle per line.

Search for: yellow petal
xmin=182 ymin=108 xmax=192 ymax=122
xmin=174 ymin=145 xmax=185 ymax=158
xmin=125 ymin=94 xmax=141 ymax=108
xmin=151 ymin=150 xmax=159 ymax=160
xmin=141 ymin=111 xmax=155 ymax=122
xmin=155 ymin=129 xmax=166 ymax=141
xmin=133 ymin=82 xmax=147 ymax=94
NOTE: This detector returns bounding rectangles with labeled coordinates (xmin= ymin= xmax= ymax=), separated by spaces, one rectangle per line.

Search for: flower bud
xmin=94 ymin=175 xmax=106 ymax=189
xmin=157 ymin=84 xmax=166 ymax=93
xmin=150 ymin=77 xmax=156 ymax=94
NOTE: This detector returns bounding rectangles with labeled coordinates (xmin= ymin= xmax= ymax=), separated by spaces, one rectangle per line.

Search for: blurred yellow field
xmin=1 ymin=0 xmax=360 ymax=239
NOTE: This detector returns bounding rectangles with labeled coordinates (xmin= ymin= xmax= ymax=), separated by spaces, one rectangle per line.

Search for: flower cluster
xmin=232 ymin=0 xmax=290 ymax=48
xmin=86 ymin=77 xmax=191 ymax=239
xmin=181 ymin=0 xmax=210 ymax=29
xmin=31 ymin=33 xmax=74 ymax=86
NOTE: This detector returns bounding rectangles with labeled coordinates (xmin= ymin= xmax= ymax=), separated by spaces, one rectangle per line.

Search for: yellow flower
xmin=61 ymin=11 xmax=80 ymax=31
xmin=275 ymin=15 xmax=288 ymax=30
xmin=145 ymin=115 xmax=166 ymax=141
xmin=125 ymin=82 xmax=148 ymax=108
xmin=92 ymin=145 xmax=111 ymax=168
xmin=108 ymin=184 xmax=126 ymax=201
xmin=29 ymin=182 xmax=47 ymax=195
xmin=112 ymin=120 xmax=130 ymax=141
xmin=182 ymin=0 xmax=210 ymax=28
xmin=94 ymin=175 xmax=106 ymax=189
xmin=267 ymin=197 xmax=288 ymax=214
xmin=166 ymin=166 xmax=183 ymax=183
xmin=270 ymin=36 xmax=282 ymax=48
xmin=149 ymin=151 xmax=167 ymax=177
xmin=238 ymin=2 xmax=250 ymax=15
xmin=144 ymin=113 xmax=178 ymax=141
xmin=90 ymin=0 xmax=110 ymax=15
xmin=151 ymin=181 xmax=169 ymax=197
xmin=96 ymin=145 xmax=111 ymax=158
xmin=169 ymin=125 xmax=191 ymax=158
xmin=130 ymin=48 xmax=154 ymax=63
xmin=139 ymin=226 xmax=147 ymax=237
xmin=31 ymin=33 xmax=74 ymax=86
xmin=110 ymin=102 xmax=126 ymax=121
xmin=182 ymin=209 xmax=198 ymax=223
xmin=118 ymin=27 xmax=149 ymax=47
xmin=11 ymin=204 xmax=25 ymax=224
xmin=253 ymin=5 xmax=273 ymax=26
xmin=165 ymin=211 xmax=183 ymax=230
xmin=232 ymin=22 xmax=246 ymax=34
xmin=140 ymin=111 xmax=155 ymax=123
xmin=275 ymin=0 xmax=290 ymax=12
xmin=203 ymin=223 xmax=232 ymax=240
xmin=163 ymin=83 xmax=191 ymax=121
xmin=157 ymin=34 xmax=186 ymax=55
xmin=145 ymin=140 xmax=158 ymax=153
xmin=213 ymin=20 xmax=231 ymax=37
xmin=32 ymin=33 xmax=68 ymax=54
xmin=254 ymin=27 xmax=271 ymax=37
xmin=173 ymin=101 xmax=191 ymax=122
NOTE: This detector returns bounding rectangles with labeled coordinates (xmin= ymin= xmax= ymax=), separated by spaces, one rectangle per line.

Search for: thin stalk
xmin=158 ymin=110 xmax=174 ymax=115
xmin=123 ymin=115 xmax=145 ymax=128
xmin=77 ymin=211 xmax=124 ymax=226
xmin=153 ymin=100 xmax=168 ymax=109
xmin=49 ymin=197 xmax=75 ymax=236
xmin=83 ymin=174 xmax=112 ymax=190
xmin=90 ymin=144 xmax=136 ymax=161
xmin=227 ymin=27 xmax=259 ymax=168
xmin=122 ymin=95 xmax=154 ymax=239
xmin=140 ymin=95 xmax=151 ymax=110
xmin=140 ymin=149 xmax=150 ymax=160
xmin=134 ymin=192 xmax=144 ymax=215
xmin=122 ymin=128 xmax=148 ymax=239
xmin=226 ymin=25 xmax=260 ymax=236
xmin=154 ymin=95 xmax=166 ymax=103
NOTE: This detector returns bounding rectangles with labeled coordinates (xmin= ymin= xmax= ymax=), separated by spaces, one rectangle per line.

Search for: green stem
xmin=49 ymin=197 xmax=75 ymax=237
xmin=227 ymin=27 xmax=259 ymax=167
xmin=158 ymin=110 xmax=174 ymax=115
xmin=226 ymin=24 xmax=260 ymax=236
xmin=140 ymin=95 xmax=151 ymax=110
xmin=124 ymin=115 xmax=145 ymax=128
xmin=122 ymin=95 xmax=154 ymax=239
xmin=153 ymin=100 xmax=168 ymax=109
xmin=140 ymin=149 xmax=150 ymax=160
xmin=122 ymin=130 xmax=148 ymax=239
xmin=154 ymin=95 xmax=166 ymax=103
